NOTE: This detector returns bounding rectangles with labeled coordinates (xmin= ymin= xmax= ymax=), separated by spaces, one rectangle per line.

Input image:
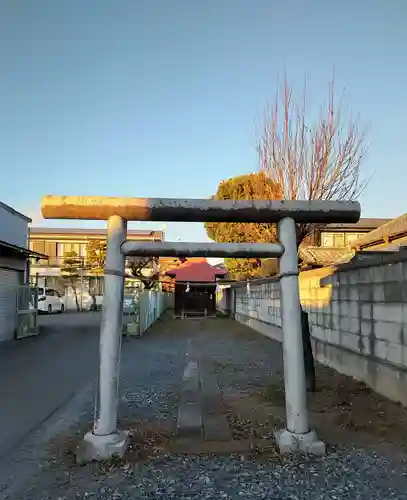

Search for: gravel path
xmin=1 ymin=314 xmax=407 ymax=499
xmin=88 ymin=451 xmax=407 ymax=500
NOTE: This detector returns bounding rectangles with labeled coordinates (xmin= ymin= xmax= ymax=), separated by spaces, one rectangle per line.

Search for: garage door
xmin=0 ymin=268 xmax=20 ymax=342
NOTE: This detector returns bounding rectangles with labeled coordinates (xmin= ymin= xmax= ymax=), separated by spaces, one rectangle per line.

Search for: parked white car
xmin=33 ymin=287 xmax=65 ymax=314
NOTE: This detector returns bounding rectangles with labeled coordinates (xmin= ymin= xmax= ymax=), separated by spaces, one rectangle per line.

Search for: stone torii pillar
xmin=41 ymin=195 xmax=360 ymax=461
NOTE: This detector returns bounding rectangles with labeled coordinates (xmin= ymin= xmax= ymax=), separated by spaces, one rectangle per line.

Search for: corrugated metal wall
xmin=0 ymin=268 xmax=20 ymax=341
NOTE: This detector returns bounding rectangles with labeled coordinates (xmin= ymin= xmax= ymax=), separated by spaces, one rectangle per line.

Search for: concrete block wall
xmin=310 ymin=260 xmax=407 ymax=370
xmin=235 ymin=280 xmax=282 ymax=327
xmin=232 ymin=254 xmax=407 ymax=406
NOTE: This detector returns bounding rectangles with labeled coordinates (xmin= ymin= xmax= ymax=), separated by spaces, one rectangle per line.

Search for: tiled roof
xmin=351 ymin=213 xmax=407 ymax=249
xmin=166 ymin=258 xmax=227 ymax=282
xmin=322 ymin=218 xmax=390 ymax=232
xmin=299 ymin=246 xmax=354 ymax=267
xmin=213 ymin=262 xmax=229 ymax=272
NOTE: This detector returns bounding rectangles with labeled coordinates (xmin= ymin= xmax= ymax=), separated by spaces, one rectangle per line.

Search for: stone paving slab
xmin=177 ymin=402 xmax=203 ymax=438
xmin=177 ymin=359 xmax=203 ymax=438
xmin=200 ymin=373 xmax=227 ymax=414
xmin=167 ymin=437 xmax=276 ymax=455
xmin=177 ymin=351 xmax=233 ymax=443
xmin=202 ymin=413 xmax=232 ymax=441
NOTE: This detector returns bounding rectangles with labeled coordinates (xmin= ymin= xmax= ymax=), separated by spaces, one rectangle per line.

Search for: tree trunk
xmin=301 ymin=309 xmax=316 ymax=392
xmin=72 ymin=284 xmax=80 ymax=312
xmin=296 ymin=239 xmax=316 ymax=392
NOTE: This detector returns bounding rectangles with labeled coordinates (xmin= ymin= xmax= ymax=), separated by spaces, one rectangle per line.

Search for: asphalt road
xmin=0 ymin=312 xmax=101 ymax=459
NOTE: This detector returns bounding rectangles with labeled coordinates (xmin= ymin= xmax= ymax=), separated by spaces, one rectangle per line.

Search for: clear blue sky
xmin=1 ymin=0 xmax=406 ymax=241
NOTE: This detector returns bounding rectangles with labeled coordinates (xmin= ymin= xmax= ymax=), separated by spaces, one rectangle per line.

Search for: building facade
xmin=316 ymin=218 xmax=391 ymax=248
xmin=257 ymin=218 xmax=391 ymax=274
xmin=29 ymin=227 xmax=164 ymax=307
xmin=0 ymin=202 xmax=44 ymax=341
xmin=298 ymin=218 xmax=391 ymax=270
xmin=349 ymin=213 xmax=407 ymax=252
xmin=166 ymin=258 xmax=227 ymax=317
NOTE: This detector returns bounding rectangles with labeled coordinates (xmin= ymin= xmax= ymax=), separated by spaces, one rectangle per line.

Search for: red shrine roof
xmin=165 ymin=258 xmax=227 ymax=282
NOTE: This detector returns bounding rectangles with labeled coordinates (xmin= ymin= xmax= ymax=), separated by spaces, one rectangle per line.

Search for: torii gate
xmin=41 ymin=195 xmax=360 ymax=462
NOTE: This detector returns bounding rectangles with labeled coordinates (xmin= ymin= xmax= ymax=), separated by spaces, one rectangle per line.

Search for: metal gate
xmin=16 ymin=285 xmax=38 ymax=339
xmin=0 ymin=272 xmax=37 ymax=341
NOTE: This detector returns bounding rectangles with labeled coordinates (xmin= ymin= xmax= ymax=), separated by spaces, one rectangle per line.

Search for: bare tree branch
xmin=258 ymin=74 xmax=369 ymax=244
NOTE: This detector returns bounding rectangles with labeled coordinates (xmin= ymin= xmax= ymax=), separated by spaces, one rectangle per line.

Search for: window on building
xmin=65 ymin=243 xmax=72 ymax=254
xmin=321 ymin=232 xmax=334 ymax=247
xmin=64 ymin=243 xmax=73 ymax=255
xmin=346 ymin=233 xmax=359 ymax=245
xmin=320 ymin=232 xmax=351 ymax=247
xmin=334 ymin=232 xmax=346 ymax=247
xmin=31 ymin=240 xmax=46 ymax=254
xmin=347 ymin=232 xmax=368 ymax=246
xmin=44 ymin=241 xmax=57 ymax=257
xmin=58 ymin=242 xmax=81 ymax=256
xmin=56 ymin=243 xmax=65 ymax=257
xmin=79 ymin=243 xmax=86 ymax=257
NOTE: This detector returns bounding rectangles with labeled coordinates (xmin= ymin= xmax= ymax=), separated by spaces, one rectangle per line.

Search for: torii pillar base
xmin=274 ymin=428 xmax=325 ymax=456
xmin=76 ymin=430 xmax=130 ymax=465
